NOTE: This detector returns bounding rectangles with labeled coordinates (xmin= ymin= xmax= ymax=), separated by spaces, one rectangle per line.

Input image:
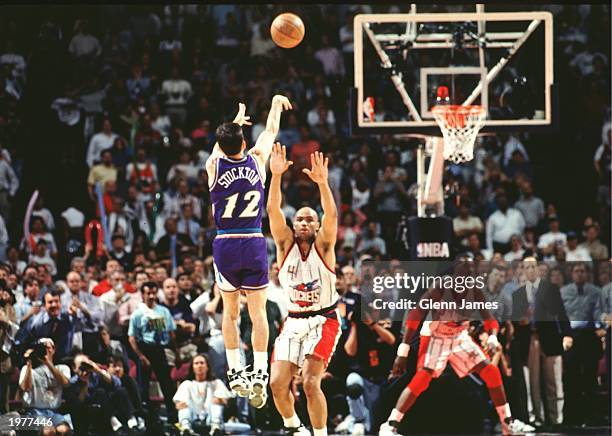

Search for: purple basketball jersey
xmin=210 ymin=155 xmax=264 ymax=234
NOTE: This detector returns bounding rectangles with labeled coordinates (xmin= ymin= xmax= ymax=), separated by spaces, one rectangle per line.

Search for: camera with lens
xmin=27 ymin=341 xmax=48 ymax=364
xmin=79 ymin=362 xmax=94 ymax=372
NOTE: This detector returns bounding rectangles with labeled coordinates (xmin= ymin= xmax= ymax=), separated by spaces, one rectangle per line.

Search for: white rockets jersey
xmin=278 ymin=241 xmax=337 ymax=313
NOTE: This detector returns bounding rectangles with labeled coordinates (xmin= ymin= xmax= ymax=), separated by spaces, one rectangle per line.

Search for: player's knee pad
xmin=407 ymin=370 xmax=432 ymax=396
xmin=479 ymin=363 xmax=502 ymax=388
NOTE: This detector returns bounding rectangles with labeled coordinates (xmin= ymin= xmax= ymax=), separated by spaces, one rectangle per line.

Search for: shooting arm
xmin=252 ymin=95 xmax=291 ymax=161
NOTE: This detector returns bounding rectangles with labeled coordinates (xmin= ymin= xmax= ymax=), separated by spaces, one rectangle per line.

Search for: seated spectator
xmin=167 ymin=150 xmax=199 ymax=186
xmin=486 ymin=194 xmax=526 ymax=254
xmin=164 ymin=178 xmax=202 ymax=220
xmin=453 ymin=201 xmax=484 ymax=248
xmin=126 ymin=64 xmax=152 ymax=102
xmin=29 ymin=240 xmax=57 ymax=276
xmin=160 ymin=277 xmax=197 ymax=361
xmin=150 ymin=102 xmax=171 ymax=137
xmin=99 ymin=270 xmax=141 ymax=338
xmin=15 ymin=277 xmax=41 ymax=324
xmin=87 ymin=149 xmax=118 ymax=201
xmin=68 ymin=19 xmax=101 ymax=58
xmin=503 ymin=234 xmax=525 ymax=262
xmin=21 ymin=216 xmax=58 ymax=258
xmin=108 ymin=234 xmax=134 ymax=271
xmin=537 ymin=216 xmax=567 ymax=257
xmin=64 ymin=353 xmax=137 ymax=433
xmin=356 ymin=221 xmax=387 ymax=256
xmin=126 ymin=146 xmax=158 ymax=194
xmin=19 ymin=338 xmax=71 ymax=434
xmin=565 ymin=231 xmax=592 ymax=261
xmin=579 ymin=224 xmax=609 ymax=260
xmin=16 ymin=290 xmax=75 ymax=361
xmin=31 ymin=195 xmax=55 ymax=232
xmin=337 ymin=210 xmax=361 ymax=251
xmin=93 ymin=326 xmax=129 ymax=369
xmin=107 ymin=355 xmax=146 ymax=431
xmin=161 ymin=66 xmax=193 ymax=126
xmin=86 ymin=118 xmax=118 ymax=168
xmin=155 ymin=217 xmax=195 ymax=261
xmin=91 ymin=259 xmax=135 ymax=297
xmin=177 ymin=203 xmax=201 ymax=245
xmin=174 ymin=354 xmax=247 ymax=436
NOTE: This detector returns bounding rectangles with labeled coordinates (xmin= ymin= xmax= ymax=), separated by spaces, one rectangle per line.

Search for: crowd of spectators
xmin=0 ymin=3 xmax=608 ymax=435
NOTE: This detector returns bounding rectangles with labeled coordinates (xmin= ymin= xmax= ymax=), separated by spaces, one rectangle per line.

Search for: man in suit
xmin=511 ymin=256 xmax=573 ymax=428
xmin=560 ymin=263 xmax=606 ymax=426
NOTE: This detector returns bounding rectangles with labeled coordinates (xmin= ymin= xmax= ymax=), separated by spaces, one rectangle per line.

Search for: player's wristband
xmin=397 ymin=342 xmax=410 ymax=358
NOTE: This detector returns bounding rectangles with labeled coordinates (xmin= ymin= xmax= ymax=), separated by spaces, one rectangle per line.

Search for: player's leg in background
xmin=245 ymin=289 xmax=270 ymax=372
xmin=302 ymin=356 xmax=329 ymax=436
xmin=221 ymin=289 xmax=242 ymax=370
xmin=270 ymin=360 xmax=300 ymax=425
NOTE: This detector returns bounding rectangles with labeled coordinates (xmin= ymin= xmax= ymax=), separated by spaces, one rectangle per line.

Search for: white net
xmin=432 ymin=105 xmax=486 ymax=163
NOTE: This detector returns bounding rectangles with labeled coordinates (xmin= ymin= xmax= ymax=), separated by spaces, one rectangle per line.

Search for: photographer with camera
xmin=64 ymin=352 xmax=136 ymax=434
xmin=0 ymin=280 xmax=17 ymax=414
xmin=19 ymin=337 xmax=72 ymax=434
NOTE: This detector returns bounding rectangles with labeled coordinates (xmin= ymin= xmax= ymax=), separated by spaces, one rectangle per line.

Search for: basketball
xmin=271 ymin=13 xmax=305 ymax=49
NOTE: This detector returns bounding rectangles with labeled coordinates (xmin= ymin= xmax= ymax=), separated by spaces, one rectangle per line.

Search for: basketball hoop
xmin=431 ymin=105 xmax=487 ymax=164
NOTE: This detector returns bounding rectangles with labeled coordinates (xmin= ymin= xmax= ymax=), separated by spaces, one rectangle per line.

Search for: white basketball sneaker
xmin=379 ymin=421 xmax=400 ymax=436
xmin=284 ymin=424 xmax=311 ymax=435
xmin=503 ymin=418 xmax=536 ymax=435
xmin=248 ymin=368 xmax=269 ymax=408
xmin=227 ymin=368 xmax=251 ymax=397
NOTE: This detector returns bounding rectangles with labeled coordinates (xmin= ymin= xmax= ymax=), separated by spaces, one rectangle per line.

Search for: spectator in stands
xmin=156 ymin=217 xmax=195 ymax=261
xmin=504 ymin=234 xmax=525 ymax=262
xmin=31 ymin=196 xmax=55 ymax=232
xmin=0 ymin=152 xmax=18 ymax=223
xmin=15 ymin=277 xmax=41 ymax=324
xmin=514 ymin=182 xmax=545 ymax=230
xmin=109 ymin=234 xmax=134 ymax=271
xmin=161 ymin=66 xmax=193 ymax=126
xmin=0 ymin=281 xmax=16 ymax=413
xmin=128 ymin=281 xmax=178 ymax=422
xmin=453 ymin=201 xmax=484 ymax=248
xmin=68 ymin=19 xmax=102 ymax=58
xmin=86 ymin=118 xmax=118 ymax=168
xmin=579 ymin=224 xmax=609 ymax=260
xmin=177 ymin=203 xmax=200 ymax=245
xmin=373 ymin=165 xmax=408 ymax=256
xmin=356 ymin=221 xmax=387 ymax=256
xmin=314 ymin=34 xmax=345 ymax=78
xmin=486 ymin=194 xmax=526 ymax=254
xmin=87 ymin=149 xmax=118 ymax=200
xmin=164 ymin=178 xmax=201 ymax=220
xmin=16 ymin=290 xmax=75 ymax=361
xmin=565 ymin=231 xmax=592 ymax=261
xmin=19 ymin=338 xmax=72 ymax=434
xmin=61 ymin=271 xmax=103 ymax=355
xmin=161 ymin=277 xmax=197 ymax=360
xmin=64 ymin=352 xmax=136 ymax=433
xmin=174 ymin=353 xmax=246 ymax=436
xmin=560 ymin=263 xmax=606 ymax=426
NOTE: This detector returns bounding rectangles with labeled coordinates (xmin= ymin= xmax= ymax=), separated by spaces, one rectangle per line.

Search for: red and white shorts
xmin=422 ymin=330 xmax=487 ymax=378
xmin=272 ymin=310 xmax=341 ymax=368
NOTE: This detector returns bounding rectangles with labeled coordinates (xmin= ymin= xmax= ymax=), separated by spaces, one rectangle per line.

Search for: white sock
xmin=389 ymin=408 xmax=404 ymax=423
xmin=496 ymin=403 xmax=511 ymax=423
xmin=253 ymin=351 xmax=268 ymax=372
xmin=127 ymin=417 xmax=138 ymax=429
xmin=283 ymin=414 xmax=301 ymax=428
xmin=226 ymin=348 xmax=242 ymax=371
xmin=313 ymin=427 xmax=327 ymax=436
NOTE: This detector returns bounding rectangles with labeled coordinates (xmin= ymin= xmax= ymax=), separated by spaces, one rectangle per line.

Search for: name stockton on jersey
xmin=290 ymin=279 xmax=321 ymax=307
xmin=217 ymin=165 xmax=260 ymax=189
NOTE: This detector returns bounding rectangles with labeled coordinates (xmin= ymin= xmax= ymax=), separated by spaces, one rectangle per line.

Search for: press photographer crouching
xmin=64 ymin=353 xmax=140 ymax=434
xmin=19 ymin=338 xmax=72 ymax=435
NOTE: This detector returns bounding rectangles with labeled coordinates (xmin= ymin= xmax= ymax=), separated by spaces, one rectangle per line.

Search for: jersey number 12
xmin=221 ymin=190 xmax=261 ymax=219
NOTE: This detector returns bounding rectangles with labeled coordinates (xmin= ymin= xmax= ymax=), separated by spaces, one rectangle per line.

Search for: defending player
xmin=267 ymin=145 xmax=341 ymax=436
xmin=206 ymin=95 xmax=292 ymax=408
xmin=379 ymin=282 xmax=535 ymax=435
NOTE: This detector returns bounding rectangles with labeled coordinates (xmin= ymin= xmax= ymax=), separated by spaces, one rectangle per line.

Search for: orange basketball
xmin=271 ymin=13 xmax=305 ymax=49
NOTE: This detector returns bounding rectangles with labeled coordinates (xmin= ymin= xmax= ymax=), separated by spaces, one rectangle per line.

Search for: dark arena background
xmin=0 ymin=3 xmax=609 ymax=436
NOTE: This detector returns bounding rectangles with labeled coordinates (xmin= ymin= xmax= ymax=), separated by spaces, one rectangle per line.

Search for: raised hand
xmin=232 ymin=103 xmax=252 ymax=126
xmin=272 ymin=95 xmax=293 ymax=112
xmin=270 ymin=142 xmax=293 ymax=175
xmin=302 ymin=151 xmax=329 ymax=184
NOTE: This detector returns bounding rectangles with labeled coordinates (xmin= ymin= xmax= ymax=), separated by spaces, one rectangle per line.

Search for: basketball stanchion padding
xmin=431 ymin=105 xmax=487 ymax=164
